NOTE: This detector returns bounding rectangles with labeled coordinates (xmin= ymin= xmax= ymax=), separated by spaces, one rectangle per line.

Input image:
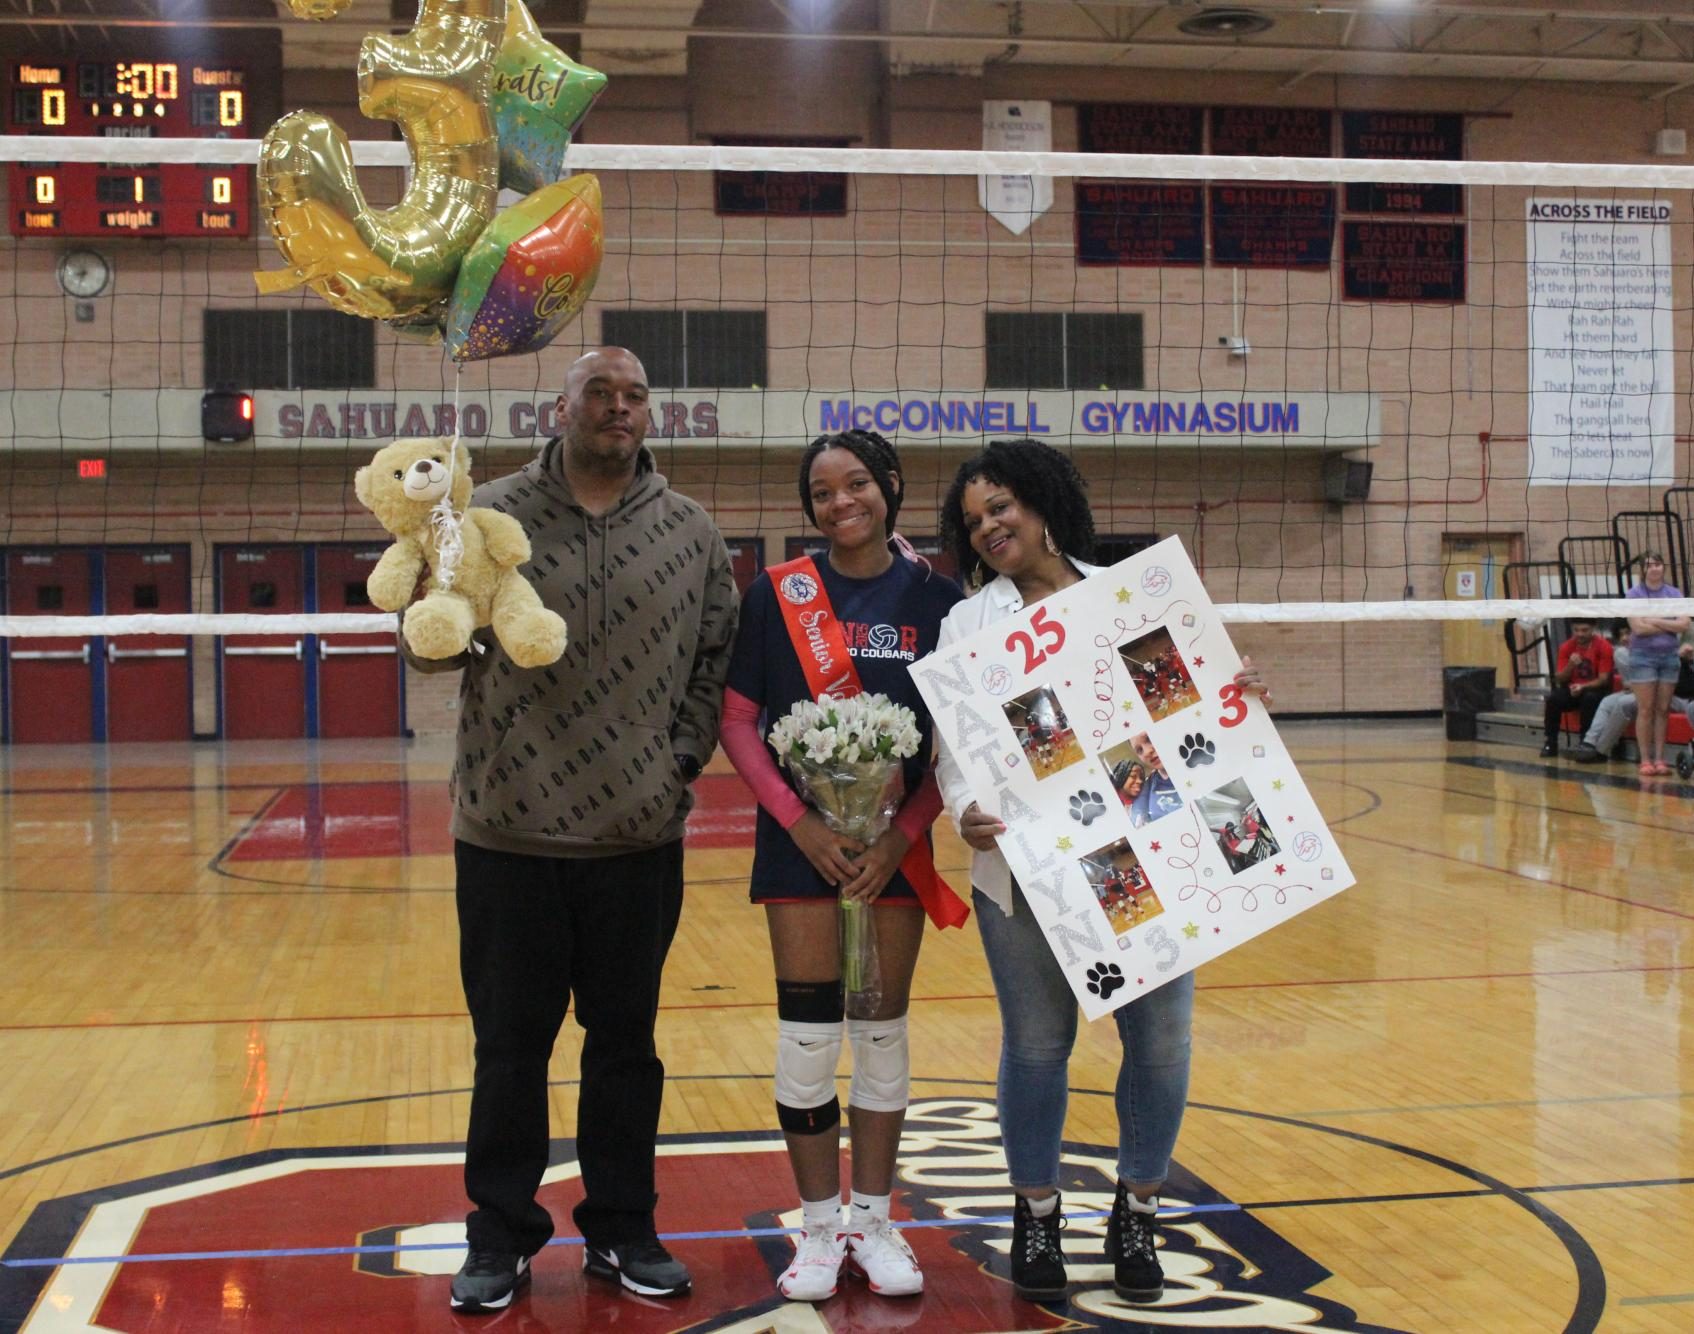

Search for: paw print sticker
xmin=1068 ymin=790 xmax=1107 ymax=826
xmin=1179 ymin=733 xmax=1215 ymax=768
xmin=1086 ymin=962 xmax=1125 ymax=999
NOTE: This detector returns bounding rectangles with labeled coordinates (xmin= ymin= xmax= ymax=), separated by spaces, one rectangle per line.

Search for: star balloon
xmin=492 ymin=0 xmax=608 ymax=194
xmin=444 ymin=174 xmax=604 ymax=362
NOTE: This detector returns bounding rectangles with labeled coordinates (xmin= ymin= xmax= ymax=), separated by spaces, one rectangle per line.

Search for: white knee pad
xmin=848 ymin=1015 xmax=910 ymax=1112
xmin=775 ymin=1020 xmax=844 ymax=1134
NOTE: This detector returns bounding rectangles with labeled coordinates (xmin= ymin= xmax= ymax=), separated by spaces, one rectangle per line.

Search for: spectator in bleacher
xmin=1540 ymin=617 xmax=1613 ymax=757
xmin=1571 ymin=626 xmax=1694 ymax=766
xmin=1624 ymin=552 xmax=1690 ymax=776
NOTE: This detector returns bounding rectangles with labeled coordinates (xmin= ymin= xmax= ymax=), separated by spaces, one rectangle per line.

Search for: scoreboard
xmin=8 ymin=58 xmax=256 ymax=239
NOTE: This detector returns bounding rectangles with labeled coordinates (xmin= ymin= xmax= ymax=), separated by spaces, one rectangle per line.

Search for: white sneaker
xmin=847 ymin=1219 xmax=924 ymax=1296
xmin=778 ymin=1227 xmax=847 ymax=1302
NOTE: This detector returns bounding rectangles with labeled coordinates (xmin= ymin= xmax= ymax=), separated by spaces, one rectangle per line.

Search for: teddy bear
xmin=355 ymin=437 xmax=567 ymax=669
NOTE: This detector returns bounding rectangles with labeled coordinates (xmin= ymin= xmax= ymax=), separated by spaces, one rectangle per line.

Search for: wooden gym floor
xmin=0 ymin=720 xmax=1689 ymax=1333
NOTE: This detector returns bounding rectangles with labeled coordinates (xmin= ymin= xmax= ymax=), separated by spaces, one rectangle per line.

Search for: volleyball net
xmin=4 ymin=137 xmax=1694 ymax=652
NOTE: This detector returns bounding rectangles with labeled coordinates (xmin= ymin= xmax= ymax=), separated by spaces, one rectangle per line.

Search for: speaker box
xmin=1322 ymin=455 xmax=1373 ymax=503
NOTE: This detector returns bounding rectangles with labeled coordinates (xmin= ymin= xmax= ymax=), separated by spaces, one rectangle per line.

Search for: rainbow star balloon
xmin=444 ymin=174 xmax=604 ymax=362
xmin=492 ymin=0 xmax=607 ymax=194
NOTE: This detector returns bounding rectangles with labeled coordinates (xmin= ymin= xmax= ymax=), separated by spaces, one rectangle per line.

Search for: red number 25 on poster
xmin=1005 ymin=607 xmax=1066 ymax=673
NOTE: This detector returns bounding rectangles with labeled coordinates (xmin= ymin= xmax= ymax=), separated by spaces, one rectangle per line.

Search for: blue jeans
xmin=974 ymin=884 xmax=1194 ymax=1188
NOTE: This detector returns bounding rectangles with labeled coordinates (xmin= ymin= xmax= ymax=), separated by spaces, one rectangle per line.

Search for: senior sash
xmin=768 ymin=555 xmax=969 ymax=929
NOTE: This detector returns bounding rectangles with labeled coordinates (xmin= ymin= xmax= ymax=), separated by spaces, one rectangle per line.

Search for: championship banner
xmin=979 ymin=100 xmax=1053 ymax=236
xmin=911 ymin=537 xmax=1354 ymax=1019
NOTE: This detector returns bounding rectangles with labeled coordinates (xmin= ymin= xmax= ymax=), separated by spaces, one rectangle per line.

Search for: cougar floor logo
xmin=2 ymin=1099 xmax=1403 ymax=1333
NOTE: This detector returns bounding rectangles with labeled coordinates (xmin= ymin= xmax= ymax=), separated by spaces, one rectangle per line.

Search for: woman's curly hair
xmin=941 ymin=437 xmax=1095 ymax=583
xmin=797 ymin=430 xmax=903 ymax=536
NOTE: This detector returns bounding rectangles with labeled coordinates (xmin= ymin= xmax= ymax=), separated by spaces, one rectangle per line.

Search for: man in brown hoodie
xmin=407 ymin=348 xmax=739 ymax=1313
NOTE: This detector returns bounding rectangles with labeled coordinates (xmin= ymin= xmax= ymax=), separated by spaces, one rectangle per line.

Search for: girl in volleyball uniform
xmin=726 ymin=558 xmax=959 ymax=908
xmin=718 ymin=430 xmax=963 ymax=1304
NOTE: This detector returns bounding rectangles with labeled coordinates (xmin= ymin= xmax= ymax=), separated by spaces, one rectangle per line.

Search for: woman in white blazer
xmin=934 ymin=438 xmax=1269 ymax=1307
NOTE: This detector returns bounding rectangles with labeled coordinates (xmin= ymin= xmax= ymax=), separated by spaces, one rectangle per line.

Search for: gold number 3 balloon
xmin=254 ymin=0 xmax=506 ymax=325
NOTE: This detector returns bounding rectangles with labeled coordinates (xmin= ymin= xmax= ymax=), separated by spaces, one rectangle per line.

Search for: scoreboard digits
xmin=8 ymin=58 xmax=257 ymax=238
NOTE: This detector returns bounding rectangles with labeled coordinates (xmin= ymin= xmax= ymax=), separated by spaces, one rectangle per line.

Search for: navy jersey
xmin=726 ymin=552 xmax=963 ymax=899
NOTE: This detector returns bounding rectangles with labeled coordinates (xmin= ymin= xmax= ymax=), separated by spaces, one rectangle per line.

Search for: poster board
xmin=912 ymin=538 xmax=1356 ymax=1020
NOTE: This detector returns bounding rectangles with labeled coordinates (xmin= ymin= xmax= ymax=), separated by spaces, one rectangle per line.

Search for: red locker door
xmin=723 ymin=538 xmax=763 ymax=595
xmin=315 ymin=544 xmax=401 ymax=738
xmin=105 ymin=548 xmax=192 ymax=742
xmin=218 ymin=546 xmax=306 ymax=740
xmin=5 ymin=549 xmax=94 ymax=744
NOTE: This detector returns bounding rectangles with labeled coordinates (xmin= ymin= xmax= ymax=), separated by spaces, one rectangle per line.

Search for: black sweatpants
xmin=455 ymin=837 xmax=685 ymax=1256
xmin=1544 ymin=682 xmax=1610 ymax=745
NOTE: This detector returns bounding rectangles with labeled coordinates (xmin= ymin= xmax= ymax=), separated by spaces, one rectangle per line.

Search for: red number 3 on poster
xmin=1006 ymin=607 xmax=1067 ymax=673
xmin=1217 ymin=681 xmax=1248 ymax=727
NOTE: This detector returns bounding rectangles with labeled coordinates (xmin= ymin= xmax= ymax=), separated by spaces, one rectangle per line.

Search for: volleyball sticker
xmin=1293 ymin=831 xmax=1323 ymax=862
xmin=981 ymin=663 xmax=1013 ymax=695
xmin=777 ymin=572 xmax=819 ymax=605
xmin=1141 ymin=565 xmax=1173 ymax=596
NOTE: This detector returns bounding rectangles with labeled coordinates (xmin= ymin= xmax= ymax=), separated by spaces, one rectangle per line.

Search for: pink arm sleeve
xmin=720 ymin=686 xmax=809 ymax=829
xmin=892 ymin=768 xmax=943 ymax=845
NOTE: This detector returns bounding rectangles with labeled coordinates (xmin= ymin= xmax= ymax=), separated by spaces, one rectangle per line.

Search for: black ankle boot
xmin=1105 ymin=1180 xmax=1164 ymax=1302
xmin=1010 ymin=1193 xmax=1068 ymax=1301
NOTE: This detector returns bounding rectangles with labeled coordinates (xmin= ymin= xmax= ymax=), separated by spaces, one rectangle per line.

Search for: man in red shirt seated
xmin=1542 ymin=616 xmax=1614 ymax=757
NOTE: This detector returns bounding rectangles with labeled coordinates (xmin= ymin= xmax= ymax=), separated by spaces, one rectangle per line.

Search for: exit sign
xmin=77 ymin=458 xmax=107 ymax=479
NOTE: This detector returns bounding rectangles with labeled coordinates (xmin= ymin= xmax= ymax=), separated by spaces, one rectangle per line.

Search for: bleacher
xmin=1476 ymin=487 xmax=1694 ymax=759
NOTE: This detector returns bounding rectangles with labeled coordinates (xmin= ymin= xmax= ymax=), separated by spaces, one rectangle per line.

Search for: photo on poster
xmin=1080 ymin=837 xmax=1165 ymax=936
xmin=1117 ymin=628 xmax=1200 ymax=722
xmin=1196 ymin=778 xmax=1281 ymax=873
xmin=1003 ymin=685 xmax=1085 ymax=779
xmin=1101 ymin=732 xmax=1184 ymax=827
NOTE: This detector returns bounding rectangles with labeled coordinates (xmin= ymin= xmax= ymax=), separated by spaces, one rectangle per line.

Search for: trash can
xmin=1442 ymin=666 xmax=1497 ymax=741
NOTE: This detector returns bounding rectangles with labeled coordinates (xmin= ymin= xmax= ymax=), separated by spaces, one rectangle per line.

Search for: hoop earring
xmin=1043 ymin=526 xmax=1060 ymax=557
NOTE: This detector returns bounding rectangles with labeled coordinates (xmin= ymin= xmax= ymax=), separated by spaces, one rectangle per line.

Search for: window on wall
xmin=203 ymin=309 xmax=375 ymax=389
xmin=984 ymin=312 xmax=1144 ymax=390
xmin=601 ymin=309 xmax=767 ymax=388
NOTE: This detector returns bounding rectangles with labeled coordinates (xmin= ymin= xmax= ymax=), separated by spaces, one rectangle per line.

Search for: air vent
xmin=1177 ymin=8 xmax=1275 ymax=37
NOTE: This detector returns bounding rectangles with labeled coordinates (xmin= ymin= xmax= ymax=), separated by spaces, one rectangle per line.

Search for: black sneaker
xmin=1009 ymin=1193 xmax=1068 ymax=1302
xmin=449 ymin=1249 xmax=530 ymax=1313
xmin=583 ymin=1237 xmax=691 ymax=1298
xmin=1105 ymin=1182 xmax=1164 ymax=1303
xmin=1569 ymin=744 xmax=1607 ymax=765
xmin=1539 ymin=740 xmax=1558 ymax=757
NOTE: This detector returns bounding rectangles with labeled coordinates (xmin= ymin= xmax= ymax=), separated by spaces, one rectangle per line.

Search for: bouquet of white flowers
xmin=769 ymin=692 xmax=923 ymax=1016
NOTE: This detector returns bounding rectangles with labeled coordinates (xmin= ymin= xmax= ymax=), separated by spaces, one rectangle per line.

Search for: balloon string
xmin=431 ymin=372 xmax=467 ymax=592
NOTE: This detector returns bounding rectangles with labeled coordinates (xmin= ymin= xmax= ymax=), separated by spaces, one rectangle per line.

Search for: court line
xmin=1373 ymin=764 xmax=1694 ymax=834
xmin=4 ymin=961 xmax=1689 ymax=1034
xmin=0 ymin=1205 xmax=1238 ymax=1269
xmin=1301 ymin=1090 xmax=1694 ymax=1118
xmin=1448 ymin=754 xmax=1694 ymax=798
xmin=1618 ymin=1293 xmax=1694 ymax=1306
xmin=6 ymin=1164 xmax=1673 ymax=1272
xmin=23 ymin=1174 xmax=1688 ymax=1269
xmin=1339 ymin=828 xmax=1694 ymax=922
